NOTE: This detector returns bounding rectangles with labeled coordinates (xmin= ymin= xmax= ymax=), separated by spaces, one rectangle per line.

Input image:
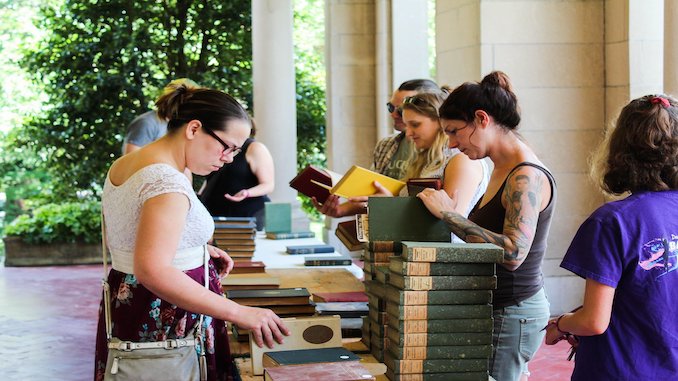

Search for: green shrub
xmin=4 ymin=201 xmax=101 ymax=244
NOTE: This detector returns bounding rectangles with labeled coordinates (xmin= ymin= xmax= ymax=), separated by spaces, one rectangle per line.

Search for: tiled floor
xmin=0 ymin=264 xmax=575 ymax=381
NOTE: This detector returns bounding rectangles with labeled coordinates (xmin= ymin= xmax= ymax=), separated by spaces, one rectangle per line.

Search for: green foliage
xmin=15 ymin=0 xmax=253 ymax=200
xmin=5 ymin=200 xmax=101 ymax=244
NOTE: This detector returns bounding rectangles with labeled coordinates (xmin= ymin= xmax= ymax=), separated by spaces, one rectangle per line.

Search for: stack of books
xmin=226 ymin=288 xmax=315 ymax=341
xmin=383 ymin=241 xmax=503 ymax=381
xmin=362 ymin=197 xmax=452 ymax=362
xmin=220 ymin=272 xmax=281 ymax=292
xmin=212 ymin=216 xmax=257 ymax=261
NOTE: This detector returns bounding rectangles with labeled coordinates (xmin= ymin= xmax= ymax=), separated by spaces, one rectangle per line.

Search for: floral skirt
xmin=93 ymin=260 xmax=232 ymax=381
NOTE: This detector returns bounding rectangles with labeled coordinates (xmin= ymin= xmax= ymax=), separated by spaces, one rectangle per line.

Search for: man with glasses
xmin=372 ymin=79 xmax=439 ymax=179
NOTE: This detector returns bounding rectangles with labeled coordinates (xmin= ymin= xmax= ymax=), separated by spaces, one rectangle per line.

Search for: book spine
xmin=388 ymin=318 xmax=494 ymax=334
xmin=393 ymin=261 xmax=495 ymax=277
xmin=368 ymin=240 xmax=403 ymax=252
xmin=386 ymin=302 xmax=492 ymax=320
xmin=384 ymin=354 xmax=489 ymax=374
xmin=287 ymin=247 xmax=334 ymax=254
xmin=402 ymin=243 xmax=503 ymax=263
xmin=388 ymin=274 xmax=497 ymax=291
xmin=387 ymin=344 xmax=492 ymax=360
xmin=385 ymin=287 xmax=493 ymax=306
xmin=385 ymin=369 xmax=489 ymax=381
xmin=267 ymin=232 xmax=315 ymax=239
xmin=304 ymin=258 xmax=352 ymax=266
xmin=387 ymin=331 xmax=493 ymax=347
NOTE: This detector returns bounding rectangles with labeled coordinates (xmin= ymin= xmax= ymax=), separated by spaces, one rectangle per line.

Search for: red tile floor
xmin=0 ymin=263 xmax=575 ymax=381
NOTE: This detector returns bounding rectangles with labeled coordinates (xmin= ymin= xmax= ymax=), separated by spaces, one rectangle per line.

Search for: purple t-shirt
xmin=561 ymin=190 xmax=678 ymax=380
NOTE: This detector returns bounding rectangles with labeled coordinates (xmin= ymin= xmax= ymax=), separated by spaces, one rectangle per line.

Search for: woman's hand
xmin=230 ymin=304 xmax=290 ymax=348
xmin=416 ymin=188 xmax=458 ymax=219
xmin=207 ymin=244 xmax=234 ymax=276
xmin=224 ymin=189 xmax=249 ymax=202
xmin=312 ymin=195 xmax=346 ymax=218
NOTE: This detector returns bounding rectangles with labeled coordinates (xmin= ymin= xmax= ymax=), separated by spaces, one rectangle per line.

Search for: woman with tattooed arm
xmin=417 ymin=71 xmax=556 ymax=381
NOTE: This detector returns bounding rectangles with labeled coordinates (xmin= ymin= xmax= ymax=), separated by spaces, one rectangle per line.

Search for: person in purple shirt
xmin=545 ymin=94 xmax=678 ymax=380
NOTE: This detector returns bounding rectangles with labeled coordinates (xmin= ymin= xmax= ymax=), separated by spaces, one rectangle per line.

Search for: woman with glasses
xmin=417 ymin=71 xmax=556 ymax=381
xmin=95 ymin=83 xmax=289 ymax=380
xmin=199 ymin=118 xmax=275 ymax=231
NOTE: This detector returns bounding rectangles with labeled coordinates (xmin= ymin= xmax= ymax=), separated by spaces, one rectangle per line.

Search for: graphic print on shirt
xmin=639 ymin=234 xmax=677 ymax=279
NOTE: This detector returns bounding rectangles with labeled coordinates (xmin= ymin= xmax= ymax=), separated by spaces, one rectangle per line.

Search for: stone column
xmin=665 ymin=0 xmax=678 ymax=96
xmin=252 ymin=0 xmax=308 ymax=230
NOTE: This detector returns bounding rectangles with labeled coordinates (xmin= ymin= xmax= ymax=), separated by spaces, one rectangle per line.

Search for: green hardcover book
xmin=265 ymin=231 xmax=315 ymax=239
xmin=367 ymin=293 xmax=386 ymax=310
xmin=367 ymin=197 xmax=451 ymax=242
xmin=387 ymin=328 xmax=492 ymax=347
xmin=264 ymin=202 xmax=292 ymax=233
xmin=364 ymin=280 xmax=386 ymax=299
xmin=401 ymin=241 xmax=503 ymax=263
xmin=389 ymin=257 xmax=495 ymax=276
xmin=369 ymin=318 xmax=388 ymax=337
xmin=385 ymin=369 xmax=489 ymax=381
xmin=388 ymin=317 xmax=493 ymax=334
xmin=384 ymin=285 xmax=493 ymax=306
xmin=375 ymin=265 xmax=390 ymax=284
xmin=388 ymin=273 xmax=497 ymax=291
xmin=386 ymin=344 xmax=492 ymax=360
xmin=368 ymin=305 xmax=389 ymax=325
xmin=384 ymin=352 xmax=489 ymax=374
xmin=386 ymin=301 xmax=492 ymax=320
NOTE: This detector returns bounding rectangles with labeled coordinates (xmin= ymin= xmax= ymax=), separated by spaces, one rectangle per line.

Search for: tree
xmin=17 ymin=0 xmax=253 ymax=200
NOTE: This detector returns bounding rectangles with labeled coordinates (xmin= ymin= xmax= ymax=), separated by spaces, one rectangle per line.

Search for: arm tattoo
xmin=441 ymin=211 xmax=514 ymax=257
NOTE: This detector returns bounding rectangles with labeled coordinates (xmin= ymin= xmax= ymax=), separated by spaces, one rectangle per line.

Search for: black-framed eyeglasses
xmin=386 ymin=102 xmax=397 ymax=113
xmin=203 ymin=128 xmax=242 ymax=156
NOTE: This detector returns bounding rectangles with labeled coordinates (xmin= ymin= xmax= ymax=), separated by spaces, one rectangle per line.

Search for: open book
xmin=289 ymin=165 xmax=405 ymax=202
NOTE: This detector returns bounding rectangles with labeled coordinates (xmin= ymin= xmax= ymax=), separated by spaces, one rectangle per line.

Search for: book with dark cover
xmin=389 ymin=257 xmax=495 ymax=277
xmin=230 ymin=261 xmax=266 ymax=274
xmin=226 ymin=287 xmax=311 ymax=306
xmin=387 ymin=331 xmax=491 ymax=349
xmin=375 ymin=265 xmax=390 ymax=284
xmin=263 ymin=361 xmax=375 ymax=381
xmin=388 ymin=273 xmax=498 ymax=291
xmin=384 ymin=286 xmax=493 ymax=306
xmin=315 ymin=302 xmax=368 ymax=318
xmin=385 ymin=369 xmax=489 ymax=381
xmin=312 ymin=291 xmax=368 ymax=303
xmin=335 ymin=220 xmax=365 ymax=251
xmin=265 ymin=202 xmax=292 ymax=233
xmin=363 ymin=280 xmax=386 ymax=298
xmin=289 ymin=165 xmax=341 ymax=204
xmin=406 ymin=177 xmax=443 ymax=195
xmin=363 ymin=250 xmax=396 ymax=263
xmin=266 ymin=231 xmax=316 ymax=239
xmin=401 ymin=241 xmax=504 ymax=263
xmin=267 ymin=303 xmax=317 ymax=316
xmin=387 ymin=316 xmax=493 ymax=334
xmin=367 ymin=197 xmax=451 ymax=242
xmin=387 ymin=344 xmax=492 ymax=360
xmin=262 ymin=347 xmax=360 ymax=368
xmin=286 ymin=244 xmax=335 ymax=254
xmin=213 ymin=216 xmax=257 ymax=224
xmin=383 ymin=352 xmax=488 ymax=374
xmin=386 ymin=302 xmax=492 ymax=320
xmin=304 ymin=255 xmax=352 ymax=266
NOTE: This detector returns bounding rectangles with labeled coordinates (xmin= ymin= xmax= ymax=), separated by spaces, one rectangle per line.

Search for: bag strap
xmin=101 ymin=209 xmax=209 ymax=343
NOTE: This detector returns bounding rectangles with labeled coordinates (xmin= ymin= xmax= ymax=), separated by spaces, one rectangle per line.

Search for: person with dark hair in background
xmin=122 ymin=78 xmax=199 ymax=155
xmin=199 ymin=119 xmax=275 ymax=230
xmin=417 ymin=71 xmax=556 ymax=381
xmin=95 ymin=83 xmax=288 ymax=380
xmin=545 ymin=94 xmax=678 ymax=380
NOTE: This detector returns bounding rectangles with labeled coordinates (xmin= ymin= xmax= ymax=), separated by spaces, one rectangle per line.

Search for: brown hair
xmin=155 ymin=83 xmax=250 ymax=133
xmin=439 ymin=71 xmax=520 ymax=129
xmin=591 ymin=94 xmax=678 ymax=195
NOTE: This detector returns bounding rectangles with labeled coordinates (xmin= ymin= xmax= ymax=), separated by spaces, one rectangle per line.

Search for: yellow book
xmin=310 ymin=165 xmax=405 ymax=198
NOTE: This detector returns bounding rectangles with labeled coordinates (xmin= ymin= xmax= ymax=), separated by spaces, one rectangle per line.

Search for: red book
xmin=289 ymin=165 xmax=343 ymax=204
xmin=264 ymin=361 xmax=375 ymax=381
xmin=406 ymin=177 xmax=442 ymax=195
xmin=231 ymin=261 xmax=266 ymax=274
xmin=312 ymin=291 xmax=368 ymax=303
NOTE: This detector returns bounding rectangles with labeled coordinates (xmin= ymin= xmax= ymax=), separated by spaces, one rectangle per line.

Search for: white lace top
xmin=102 ymin=163 xmax=214 ymax=273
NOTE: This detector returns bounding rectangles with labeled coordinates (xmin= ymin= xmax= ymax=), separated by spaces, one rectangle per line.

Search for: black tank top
xmin=199 ymin=138 xmax=270 ymax=225
xmin=467 ymin=162 xmax=557 ymax=308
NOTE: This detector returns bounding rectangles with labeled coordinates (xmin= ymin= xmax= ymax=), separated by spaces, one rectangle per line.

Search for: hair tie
xmin=650 ymin=96 xmax=670 ymax=108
